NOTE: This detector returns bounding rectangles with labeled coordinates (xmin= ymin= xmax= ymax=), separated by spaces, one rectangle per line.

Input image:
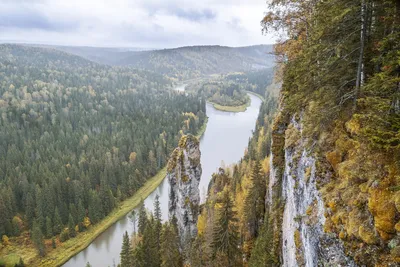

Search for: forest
xmin=117 ymin=78 xmax=279 ymax=267
xmin=185 ymin=68 xmax=274 ymax=110
xmin=0 ymin=44 xmax=206 ymax=264
xmin=117 ymin=0 xmax=400 ymax=266
xmin=49 ymin=45 xmax=275 ymax=81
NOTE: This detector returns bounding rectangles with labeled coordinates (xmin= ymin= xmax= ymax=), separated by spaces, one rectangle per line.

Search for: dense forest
xmin=50 ymin=45 xmax=275 ymax=81
xmin=185 ymin=68 xmax=274 ymax=109
xmin=118 ymin=78 xmax=279 ymax=267
xmin=117 ymin=0 xmax=400 ymax=266
xmin=0 ymin=44 xmax=206 ymax=261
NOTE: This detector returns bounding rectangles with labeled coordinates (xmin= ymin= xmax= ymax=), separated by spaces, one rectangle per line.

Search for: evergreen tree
xmin=53 ymin=208 xmax=63 ymax=235
xmin=243 ymin=161 xmax=265 ymax=238
xmin=138 ymin=202 xmax=147 ymax=236
xmin=120 ymin=231 xmax=132 ymax=267
xmin=160 ymin=222 xmax=182 ymax=267
xmin=212 ymin=188 xmax=240 ymax=267
xmin=68 ymin=214 xmax=76 ymax=237
xmin=45 ymin=216 xmax=53 ymax=238
xmin=31 ymin=220 xmax=46 ymax=256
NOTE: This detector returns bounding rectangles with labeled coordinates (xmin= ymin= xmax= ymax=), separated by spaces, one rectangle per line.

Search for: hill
xmin=42 ymin=44 xmax=275 ymax=80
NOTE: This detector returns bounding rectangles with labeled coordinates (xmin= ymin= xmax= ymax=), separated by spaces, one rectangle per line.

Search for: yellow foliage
xmin=285 ymin=123 xmax=300 ymax=149
xmin=358 ymin=224 xmax=378 ymax=245
xmin=325 ymin=150 xmax=341 ymax=172
xmin=294 ymin=229 xmax=301 ymax=249
xmin=2 ymin=235 xmax=9 ymax=246
xmin=197 ymin=211 xmax=207 ymax=236
xmin=339 ymin=230 xmax=346 ymax=240
xmin=83 ymin=217 xmax=91 ymax=228
xmin=129 ymin=152 xmax=137 ymax=163
xmin=345 ymin=118 xmax=361 ymax=135
xmin=368 ymin=186 xmax=396 ymax=239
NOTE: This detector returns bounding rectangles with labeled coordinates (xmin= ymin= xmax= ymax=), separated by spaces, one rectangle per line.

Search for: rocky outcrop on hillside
xmin=167 ymin=134 xmax=201 ymax=247
xmin=267 ymin=115 xmax=355 ymax=266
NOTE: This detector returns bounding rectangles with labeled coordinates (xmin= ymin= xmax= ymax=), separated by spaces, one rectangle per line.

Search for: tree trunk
xmin=354 ymin=0 xmax=367 ymax=110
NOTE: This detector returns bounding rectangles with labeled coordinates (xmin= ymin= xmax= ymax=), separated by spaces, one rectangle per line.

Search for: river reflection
xmin=63 ymin=93 xmax=262 ymax=267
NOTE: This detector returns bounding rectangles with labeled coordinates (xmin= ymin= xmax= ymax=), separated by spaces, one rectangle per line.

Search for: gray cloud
xmin=0 ymin=0 xmax=276 ymax=48
xmin=0 ymin=8 xmax=77 ymax=31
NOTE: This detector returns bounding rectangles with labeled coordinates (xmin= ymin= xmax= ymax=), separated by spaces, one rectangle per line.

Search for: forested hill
xmin=0 ymin=44 xmax=206 ymax=263
xmin=48 ymin=44 xmax=275 ymax=80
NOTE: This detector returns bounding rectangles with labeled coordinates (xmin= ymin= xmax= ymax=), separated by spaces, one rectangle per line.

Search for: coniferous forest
xmin=0 ymin=0 xmax=399 ymax=266
xmin=0 ymin=44 xmax=206 ymax=257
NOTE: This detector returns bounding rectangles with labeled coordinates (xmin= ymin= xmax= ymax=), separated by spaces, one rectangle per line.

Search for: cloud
xmin=0 ymin=7 xmax=77 ymax=31
xmin=0 ymin=0 xmax=276 ymax=48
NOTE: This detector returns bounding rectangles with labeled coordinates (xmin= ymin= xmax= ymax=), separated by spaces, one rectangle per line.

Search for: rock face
xmin=268 ymin=115 xmax=355 ymax=266
xmin=167 ymin=134 xmax=201 ymax=247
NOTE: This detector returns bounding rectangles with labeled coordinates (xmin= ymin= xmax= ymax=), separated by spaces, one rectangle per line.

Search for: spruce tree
xmin=138 ymin=202 xmax=147 ymax=236
xmin=212 ymin=188 xmax=240 ymax=267
xmin=120 ymin=231 xmax=132 ymax=267
xmin=32 ymin=220 xmax=46 ymax=256
xmin=53 ymin=207 xmax=63 ymax=234
xmin=160 ymin=222 xmax=182 ymax=267
xmin=68 ymin=214 xmax=76 ymax=237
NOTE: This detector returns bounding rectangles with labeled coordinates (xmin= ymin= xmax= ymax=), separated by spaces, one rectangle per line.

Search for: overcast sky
xmin=0 ymin=0 xmax=275 ymax=49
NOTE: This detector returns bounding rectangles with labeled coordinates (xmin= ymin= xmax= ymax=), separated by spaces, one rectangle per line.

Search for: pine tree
xmin=68 ymin=214 xmax=76 ymax=237
xmin=160 ymin=222 xmax=182 ymax=267
xmin=138 ymin=202 xmax=147 ymax=236
xmin=53 ymin=207 xmax=63 ymax=234
xmin=120 ymin=231 xmax=132 ymax=267
xmin=153 ymin=195 xmax=162 ymax=266
xmin=212 ymin=187 xmax=240 ymax=267
xmin=243 ymin=161 xmax=265 ymax=238
xmin=45 ymin=216 xmax=53 ymax=238
xmin=32 ymin=220 xmax=46 ymax=256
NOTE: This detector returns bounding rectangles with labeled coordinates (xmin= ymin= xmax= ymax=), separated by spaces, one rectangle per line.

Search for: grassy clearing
xmin=0 ymin=119 xmax=208 ymax=267
xmin=209 ymin=100 xmax=251 ymax=112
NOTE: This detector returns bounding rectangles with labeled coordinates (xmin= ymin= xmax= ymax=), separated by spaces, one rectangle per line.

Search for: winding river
xmin=63 ymin=89 xmax=262 ymax=267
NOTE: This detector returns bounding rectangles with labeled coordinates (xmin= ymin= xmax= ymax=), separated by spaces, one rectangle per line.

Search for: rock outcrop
xmin=268 ymin=115 xmax=355 ymax=266
xmin=167 ymin=134 xmax=201 ymax=247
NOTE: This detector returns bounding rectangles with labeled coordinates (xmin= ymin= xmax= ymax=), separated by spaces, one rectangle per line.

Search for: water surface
xmin=63 ymin=91 xmax=262 ymax=267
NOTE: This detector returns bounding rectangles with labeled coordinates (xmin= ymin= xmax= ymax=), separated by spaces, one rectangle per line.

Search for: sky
xmin=0 ymin=0 xmax=275 ymax=49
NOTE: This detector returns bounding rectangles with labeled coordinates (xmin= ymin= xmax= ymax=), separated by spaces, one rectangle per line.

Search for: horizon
xmin=0 ymin=40 xmax=275 ymax=51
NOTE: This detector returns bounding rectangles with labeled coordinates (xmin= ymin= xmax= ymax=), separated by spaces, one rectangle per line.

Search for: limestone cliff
xmin=267 ymin=114 xmax=356 ymax=266
xmin=167 ymin=134 xmax=201 ymax=247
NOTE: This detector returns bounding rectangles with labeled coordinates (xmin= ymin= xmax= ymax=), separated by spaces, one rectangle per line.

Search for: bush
xmin=60 ymin=229 xmax=70 ymax=242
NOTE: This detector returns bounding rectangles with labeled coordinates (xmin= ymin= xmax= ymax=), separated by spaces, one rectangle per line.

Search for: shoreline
xmin=208 ymin=91 xmax=264 ymax=112
xmin=1 ymin=119 xmax=208 ymax=267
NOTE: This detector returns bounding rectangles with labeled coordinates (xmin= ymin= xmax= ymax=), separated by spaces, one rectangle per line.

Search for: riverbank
xmin=0 ymin=120 xmax=208 ymax=267
xmin=208 ymin=97 xmax=251 ymax=112
xmin=245 ymin=90 xmax=265 ymax=102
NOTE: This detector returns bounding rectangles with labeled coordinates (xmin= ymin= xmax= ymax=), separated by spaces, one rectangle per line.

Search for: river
xmin=63 ymin=90 xmax=262 ymax=267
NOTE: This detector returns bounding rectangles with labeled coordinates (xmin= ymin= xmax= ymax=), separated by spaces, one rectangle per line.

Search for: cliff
xmin=167 ymin=134 xmax=202 ymax=247
xmin=268 ymin=114 xmax=355 ymax=266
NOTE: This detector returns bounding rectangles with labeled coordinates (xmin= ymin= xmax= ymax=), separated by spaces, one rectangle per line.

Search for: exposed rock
xmin=167 ymin=134 xmax=201 ymax=247
xmin=269 ymin=115 xmax=356 ymax=267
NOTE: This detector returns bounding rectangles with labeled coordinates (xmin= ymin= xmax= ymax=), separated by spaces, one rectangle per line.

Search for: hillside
xmin=0 ymin=44 xmax=207 ymax=266
xmin=115 ymin=1 xmax=400 ymax=267
xmin=45 ymin=44 xmax=275 ymax=80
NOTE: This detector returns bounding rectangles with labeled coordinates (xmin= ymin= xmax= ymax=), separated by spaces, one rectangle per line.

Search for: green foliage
xmin=120 ymin=231 xmax=132 ymax=267
xmin=31 ymin=220 xmax=45 ymax=257
xmin=212 ymin=187 xmax=240 ymax=267
xmin=160 ymin=222 xmax=182 ymax=267
xmin=0 ymin=44 xmax=206 ymax=239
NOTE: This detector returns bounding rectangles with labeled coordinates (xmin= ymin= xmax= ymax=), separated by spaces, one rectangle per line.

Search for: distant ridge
xmin=21 ymin=43 xmax=275 ymax=80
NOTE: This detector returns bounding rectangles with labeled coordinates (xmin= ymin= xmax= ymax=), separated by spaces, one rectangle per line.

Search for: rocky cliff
xmin=167 ymin=134 xmax=201 ymax=247
xmin=267 ymin=114 xmax=356 ymax=266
